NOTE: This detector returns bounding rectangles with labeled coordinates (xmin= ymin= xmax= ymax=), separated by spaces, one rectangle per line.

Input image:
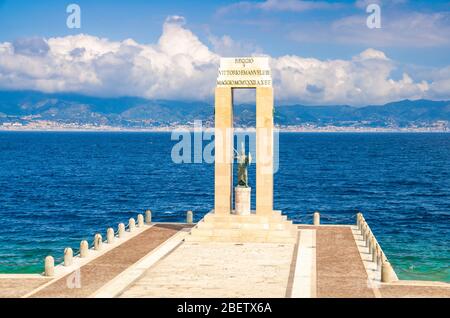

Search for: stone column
xmin=256 ymin=86 xmax=274 ymax=215
xmin=214 ymin=87 xmax=233 ymax=215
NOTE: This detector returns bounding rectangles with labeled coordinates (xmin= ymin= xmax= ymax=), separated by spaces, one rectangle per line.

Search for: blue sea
xmin=0 ymin=132 xmax=448 ymax=282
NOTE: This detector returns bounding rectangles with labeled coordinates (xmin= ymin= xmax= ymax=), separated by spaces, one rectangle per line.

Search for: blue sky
xmin=1 ymin=0 xmax=449 ymax=65
xmin=0 ymin=0 xmax=449 ymax=104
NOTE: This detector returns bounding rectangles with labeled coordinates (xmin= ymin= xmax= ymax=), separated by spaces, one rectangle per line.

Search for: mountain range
xmin=0 ymin=90 xmax=449 ymax=129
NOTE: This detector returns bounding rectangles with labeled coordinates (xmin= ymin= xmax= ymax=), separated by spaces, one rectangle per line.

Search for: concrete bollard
xmin=137 ymin=214 xmax=144 ymax=227
xmin=118 ymin=223 xmax=125 ymax=238
xmin=145 ymin=210 xmax=152 ymax=224
xmin=44 ymin=255 xmax=54 ymax=277
xmin=381 ymin=251 xmax=388 ymax=263
xmin=356 ymin=212 xmax=362 ymax=227
xmin=107 ymin=227 xmax=115 ymax=244
xmin=364 ymin=227 xmax=370 ymax=247
xmin=186 ymin=210 xmax=193 ymax=224
xmin=381 ymin=261 xmax=397 ymax=283
xmin=313 ymin=211 xmax=320 ymax=226
xmin=64 ymin=247 xmax=73 ymax=266
xmin=80 ymin=240 xmax=89 ymax=258
xmin=370 ymin=237 xmax=376 ymax=256
xmin=377 ymin=248 xmax=382 ymax=266
xmin=129 ymin=218 xmax=136 ymax=232
xmin=371 ymin=236 xmax=376 ymax=251
xmin=94 ymin=233 xmax=102 ymax=251
xmin=372 ymin=242 xmax=378 ymax=263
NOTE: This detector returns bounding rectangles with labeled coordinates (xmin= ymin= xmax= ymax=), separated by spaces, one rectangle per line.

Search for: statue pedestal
xmin=234 ymin=187 xmax=251 ymax=215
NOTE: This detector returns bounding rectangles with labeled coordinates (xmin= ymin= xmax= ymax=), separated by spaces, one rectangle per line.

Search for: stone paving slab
xmin=29 ymin=224 xmax=189 ymax=298
xmin=0 ymin=277 xmax=50 ymax=298
xmin=119 ymin=242 xmax=295 ymax=298
xmin=379 ymin=282 xmax=450 ymax=298
xmin=299 ymin=225 xmax=375 ymax=298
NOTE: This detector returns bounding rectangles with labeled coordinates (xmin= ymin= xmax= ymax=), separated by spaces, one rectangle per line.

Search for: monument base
xmin=234 ymin=186 xmax=251 ymax=216
xmin=185 ymin=211 xmax=298 ymax=244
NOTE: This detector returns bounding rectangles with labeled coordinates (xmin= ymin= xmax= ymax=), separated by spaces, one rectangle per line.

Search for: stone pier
xmin=0 ymin=216 xmax=449 ymax=298
xmin=188 ymin=57 xmax=297 ymax=244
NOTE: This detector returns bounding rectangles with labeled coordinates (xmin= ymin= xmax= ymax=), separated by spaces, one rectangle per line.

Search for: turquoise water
xmin=0 ymin=132 xmax=448 ymax=282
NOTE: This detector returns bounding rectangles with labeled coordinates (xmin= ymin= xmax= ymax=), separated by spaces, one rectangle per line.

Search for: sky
xmin=0 ymin=0 xmax=449 ymax=105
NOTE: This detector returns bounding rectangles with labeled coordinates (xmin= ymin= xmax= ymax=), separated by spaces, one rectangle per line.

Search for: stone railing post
xmin=64 ymin=247 xmax=73 ymax=266
xmin=356 ymin=212 xmax=362 ymax=228
xmin=313 ymin=211 xmax=320 ymax=226
xmin=186 ymin=210 xmax=193 ymax=224
xmin=145 ymin=210 xmax=152 ymax=224
xmin=381 ymin=260 xmax=397 ymax=283
xmin=80 ymin=240 xmax=89 ymax=258
xmin=44 ymin=256 xmax=54 ymax=277
xmin=129 ymin=218 xmax=136 ymax=232
xmin=118 ymin=223 xmax=125 ymax=238
xmin=94 ymin=233 xmax=102 ymax=250
xmin=137 ymin=214 xmax=144 ymax=227
xmin=107 ymin=227 xmax=114 ymax=244
xmin=372 ymin=242 xmax=379 ymax=263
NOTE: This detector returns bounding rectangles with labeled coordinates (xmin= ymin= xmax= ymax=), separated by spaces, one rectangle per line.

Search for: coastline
xmin=0 ymin=126 xmax=449 ymax=133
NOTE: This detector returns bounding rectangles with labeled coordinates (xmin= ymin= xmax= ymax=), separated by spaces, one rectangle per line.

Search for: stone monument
xmin=186 ymin=57 xmax=297 ymax=243
xmin=234 ymin=142 xmax=251 ymax=215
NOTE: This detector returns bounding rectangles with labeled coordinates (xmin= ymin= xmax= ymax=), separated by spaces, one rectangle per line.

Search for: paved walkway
xmin=312 ymin=226 xmax=375 ymax=298
xmin=119 ymin=242 xmax=296 ymax=298
xmin=30 ymin=224 xmax=188 ymax=298
xmin=1 ymin=222 xmax=449 ymax=298
xmin=0 ymin=276 xmax=50 ymax=298
xmin=379 ymin=281 xmax=450 ymax=298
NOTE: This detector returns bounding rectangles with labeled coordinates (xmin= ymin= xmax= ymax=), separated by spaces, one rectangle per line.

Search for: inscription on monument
xmin=217 ymin=57 xmax=272 ymax=88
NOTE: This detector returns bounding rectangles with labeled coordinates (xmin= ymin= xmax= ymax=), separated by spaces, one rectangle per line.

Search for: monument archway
xmin=214 ymin=57 xmax=274 ymax=216
xmin=186 ymin=57 xmax=296 ymax=244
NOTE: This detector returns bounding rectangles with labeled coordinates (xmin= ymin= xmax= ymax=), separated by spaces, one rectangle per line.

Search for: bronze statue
xmin=234 ymin=142 xmax=252 ymax=188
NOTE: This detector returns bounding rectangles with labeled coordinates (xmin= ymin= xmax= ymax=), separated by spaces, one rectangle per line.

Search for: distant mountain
xmin=0 ymin=90 xmax=449 ymax=129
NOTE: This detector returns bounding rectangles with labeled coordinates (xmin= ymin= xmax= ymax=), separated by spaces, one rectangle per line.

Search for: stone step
xmin=196 ymin=220 xmax=294 ymax=231
xmin=204 ymin=213 xmax=288 ymax=224
xmin=186 ymin=211 xmax=297 ymax=244
xmin=185 ymin=234 xmax=297 ymax=244
xmin=189 ymin=227 xmax=298 ymax=238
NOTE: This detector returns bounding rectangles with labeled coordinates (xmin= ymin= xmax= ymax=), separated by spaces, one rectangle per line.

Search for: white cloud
xmin=272 ymin=49 xmax=430 ymax=105
xmin=0 ymin=16 xmax=449 ymax=105
xmin=0 ymin=17 xmax=219 ymax=100
xmin=208 ymin=34 xmax=262 ymax=57
xmin=290 ymin=11 xmax=450 ymax=48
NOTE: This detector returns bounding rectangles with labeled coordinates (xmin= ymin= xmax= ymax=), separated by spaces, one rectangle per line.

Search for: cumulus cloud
xmin=13 ymin=37 xmax=50 ymax=56
xmin=0 ymin=15 xmax=449 ymax=105
xmin=272 ymin=49 xmax=430 ymax=105
xmin=0 ymin=17 xmax=219 ymax=100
